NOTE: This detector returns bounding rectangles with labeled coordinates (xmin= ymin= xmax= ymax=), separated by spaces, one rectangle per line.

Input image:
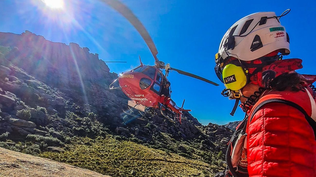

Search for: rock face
xmin=224 ymin=121 xmax=240 ymax=130
xmin=0 ymin=94 xmax=15 ymax=108
xmin=202 ymin=123 xmax=233 ymax=152
xmin=0 ymin=31 xmax=128 ymax=140
xmin=0 ymin=31 xmax=123 ymax=106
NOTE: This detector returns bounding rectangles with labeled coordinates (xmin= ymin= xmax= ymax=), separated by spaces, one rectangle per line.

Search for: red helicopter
xmin=105 ymin=0 xmax=218 ymax=123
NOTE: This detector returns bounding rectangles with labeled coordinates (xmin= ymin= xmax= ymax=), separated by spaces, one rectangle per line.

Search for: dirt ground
xmin=0 ymin=147 xmax=109 ymax=177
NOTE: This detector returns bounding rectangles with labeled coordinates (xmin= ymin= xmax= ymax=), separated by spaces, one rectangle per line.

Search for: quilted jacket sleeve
xmin=247 ymin=102 xmax=316 ymax=177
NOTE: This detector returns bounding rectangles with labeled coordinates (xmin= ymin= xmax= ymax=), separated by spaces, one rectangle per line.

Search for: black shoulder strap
xmin=249 ymin=99 xmax=316 ymax=139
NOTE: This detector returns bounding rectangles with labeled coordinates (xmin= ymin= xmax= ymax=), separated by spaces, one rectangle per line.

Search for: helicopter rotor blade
xmin=169 ymin=67 xmax=219 ymax=86
xmin=104 ymin=61 xmax=127 ymax=63
xmin=101 ymin=0 xmax=160 ymax=65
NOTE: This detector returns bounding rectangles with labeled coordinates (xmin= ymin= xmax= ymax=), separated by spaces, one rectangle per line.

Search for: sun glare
xmin=42 ymin=0 xmax=64 ymax=9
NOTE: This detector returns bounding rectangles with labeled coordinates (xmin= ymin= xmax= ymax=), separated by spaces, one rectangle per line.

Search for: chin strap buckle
xmin=221 ymin=88 xmax=231 ymax=97
xmin=221 ymin=88 xmax=241 ymax=116
xmin=221 ymin=89 xmax=241 ymax=99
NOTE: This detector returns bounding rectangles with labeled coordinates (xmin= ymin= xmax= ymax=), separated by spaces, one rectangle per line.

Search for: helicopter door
xmin=151 ymin=71 xmax=163 ymax=94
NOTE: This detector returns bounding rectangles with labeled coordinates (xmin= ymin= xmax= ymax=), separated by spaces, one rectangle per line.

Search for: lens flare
xmin=41 ymin=0 xmax=64 ymax=9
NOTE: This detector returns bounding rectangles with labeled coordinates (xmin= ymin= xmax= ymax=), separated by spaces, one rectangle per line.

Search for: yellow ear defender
xmin=222 ymin=64 xmax=248 ymax=91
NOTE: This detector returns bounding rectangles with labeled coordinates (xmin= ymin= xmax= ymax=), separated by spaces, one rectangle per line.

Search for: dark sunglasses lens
xmin=214 ymin=65 xmax=223 ymax=83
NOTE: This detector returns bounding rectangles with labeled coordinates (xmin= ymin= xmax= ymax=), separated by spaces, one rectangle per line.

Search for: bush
xmin=16 ymin=109 xmax=31 ymax=120
xmin=30 ymin=107 xmax=48 ymax=126
xmin=0 ymin=142 xmax=9 ymax=149
xmin=26 ymin=134 xmax=64 ymax=147
xmin=37 ymin=106 xmax=47 ymax=114
xmin=22 ymin=144 xmax=41 ymax=155
xmin=0 ymin=132 xmax=9 ymax=140
xmin=217 ymin=151 xmax=223 ymax=159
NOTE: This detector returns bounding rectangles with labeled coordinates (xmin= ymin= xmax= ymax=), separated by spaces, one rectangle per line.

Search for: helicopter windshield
xmin=133 ymin=66 xmax=146 ymax=73
xmin=134 ymin=66 xmax=156 ymax=80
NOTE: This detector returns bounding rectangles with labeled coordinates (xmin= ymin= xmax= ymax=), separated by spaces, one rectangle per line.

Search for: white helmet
xmin=217 ymin=11 xmax=290 ymax=62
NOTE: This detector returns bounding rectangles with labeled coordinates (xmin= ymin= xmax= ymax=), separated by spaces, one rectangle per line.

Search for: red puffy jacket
xmin=246 ymin=87 xmax=316 ymax=177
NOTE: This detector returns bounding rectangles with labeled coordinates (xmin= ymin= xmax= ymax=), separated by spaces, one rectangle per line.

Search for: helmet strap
xmin=230 ymin=98 xmax=240 ymax=116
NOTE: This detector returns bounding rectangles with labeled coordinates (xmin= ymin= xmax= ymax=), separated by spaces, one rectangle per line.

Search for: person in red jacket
xmin=214 ymin=9 xmax=316 ymax=177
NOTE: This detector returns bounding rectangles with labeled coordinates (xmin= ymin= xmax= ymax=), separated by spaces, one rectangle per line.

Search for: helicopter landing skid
xmin=121 ymin=104 xmax=159 ymax=125
xmin=109 ymin=79 xmax=121 ymax=90
xmin=121 ymin=107 xmax=143 ymax=125
xmin=159 ymin=103 xmax=176 ymax=122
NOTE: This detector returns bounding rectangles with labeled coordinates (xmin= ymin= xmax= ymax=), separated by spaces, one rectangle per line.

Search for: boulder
xmin=11 ymin=126 xmax=32 ymax=136
xmin=30 ymin=108 xmax=48 ymax=126
xmin=0 ymin=65 xmax=10 ymax=78
xmin=0 ymin=94 xmax=15 ymax=108
xmin=0 ymin=122 xmax=13 ymax=133
xmin=8 ymin=118 xmax=36 ymax=128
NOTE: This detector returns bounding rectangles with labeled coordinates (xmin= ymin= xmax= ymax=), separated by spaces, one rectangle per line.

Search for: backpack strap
xmin=306 ymin=87 xmax=316 ymax=121
xmin=249 ymin=98 xmax=316 ymax=139
xmin=225 ymin=117 xmax=249 ymax=177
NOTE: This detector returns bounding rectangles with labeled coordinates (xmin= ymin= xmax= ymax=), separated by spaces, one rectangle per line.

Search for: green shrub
xmin=22 ymin=144 xmax=41 ymax=155
xmin=88 ymin=112 xmax=96 ymax=121
xmin=16 ymin=109 xmax=31 ymax=120
xmin=0 ymin=132 xmax=9 ymax=140
xmin=217 ymin=151 xmax=223 ymax=159
xmin=0 ymin=142 xmax=9 ymax=149
xmin=26 ymin=134 xmax=64 ymax=147
xmin=37 ymin=106 xmax=47 ymax=114
xmin=30 ymin=107 xmax=48 ymax=126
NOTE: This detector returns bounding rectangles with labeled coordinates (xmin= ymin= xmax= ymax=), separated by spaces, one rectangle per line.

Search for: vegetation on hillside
xmin=40 ymin=136 xmax=225 ymax=176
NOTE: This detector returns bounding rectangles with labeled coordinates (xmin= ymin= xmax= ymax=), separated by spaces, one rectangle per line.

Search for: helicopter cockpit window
xmin=152 ymin=83 xmax=161 ymax=93
xmin=142 ymin=66 xmax=156 ymax=80
xmin=133 ymin=66 xmax=146 ymax=73
xmin=156 ymin=72 xmax=163 ymax=84
xmin=139 ymin=78 xmax=152 ymax=90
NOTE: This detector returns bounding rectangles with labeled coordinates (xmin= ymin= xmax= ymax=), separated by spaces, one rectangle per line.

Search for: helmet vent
xmin=224 ymin=26 xmax=238 ymax=50
xmin=240 ymin=19 xmax=253 ymax=36
xmin=286 ymin=33 xmax=290 ymax=43
xmin=259 ymin=16 xmax=268 ymax=25
xmin=229 ymin=25 xmax=238 ymax=36
xmin=250 ymin=35 xmax=263 ymax=51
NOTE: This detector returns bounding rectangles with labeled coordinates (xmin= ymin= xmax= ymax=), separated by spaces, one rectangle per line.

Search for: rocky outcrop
xmin=224 ymin=121 xmax=240 ymax=130
xmin=0 ymin=94 xmax=15 ymax=108
xmin=202 ymin=123 xmax=233 ymax=152
xmin=8 ymin=118 xmax=36 ymax=128
xmin=0 ymin=31 xmax=112 ymax=87
xmin=0 ymin=65 xmax=10 ymax=78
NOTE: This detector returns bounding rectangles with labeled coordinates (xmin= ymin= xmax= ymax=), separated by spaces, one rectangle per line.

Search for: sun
xmin=41 ymin=0 xmax=64 ymax=9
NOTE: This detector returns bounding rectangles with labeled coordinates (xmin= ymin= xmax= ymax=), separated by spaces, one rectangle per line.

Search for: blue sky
xmin=0 ymin=0 xmax=315 ymax=125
